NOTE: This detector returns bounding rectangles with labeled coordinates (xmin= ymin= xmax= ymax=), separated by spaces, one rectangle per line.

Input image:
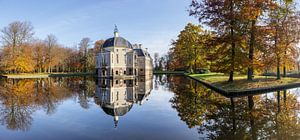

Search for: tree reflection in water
xmin=0 ymin=77 xmax=95 ymax=131
xmin=167 ymin=76 xmax=300 ymax=140
xmin=1 ymin=75 xmax=300 ymax=139
xmin=0 ymin=76 xmax=152 ymax=131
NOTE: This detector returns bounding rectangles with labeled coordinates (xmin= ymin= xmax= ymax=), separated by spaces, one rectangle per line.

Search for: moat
xmin=0 ymin=75 xmax=299 ymax=140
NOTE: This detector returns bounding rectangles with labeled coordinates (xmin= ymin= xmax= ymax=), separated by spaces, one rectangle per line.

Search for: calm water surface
xmin=0 ymin=75 xmax=300 ymax=140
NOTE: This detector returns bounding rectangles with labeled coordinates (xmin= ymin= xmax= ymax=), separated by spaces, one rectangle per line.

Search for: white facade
xmin=96 ymin=27 xmax=153 ymax=78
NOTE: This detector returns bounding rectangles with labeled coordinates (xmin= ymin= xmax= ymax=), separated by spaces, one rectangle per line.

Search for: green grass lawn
xmin=1 ymin=72 xmax=95 ymax=78
xmin=188 ymin=73 xmax=300 ymax=91
xmin=153 ymin=71 xmax=185 ymax=74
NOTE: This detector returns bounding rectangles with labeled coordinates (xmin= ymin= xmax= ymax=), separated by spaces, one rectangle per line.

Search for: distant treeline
xmin=0 ymin=21 xmax=105 ymax=74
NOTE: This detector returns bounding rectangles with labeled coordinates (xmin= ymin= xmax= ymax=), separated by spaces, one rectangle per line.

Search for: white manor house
xmin=96 ymin=26 xmax=153 ymax=78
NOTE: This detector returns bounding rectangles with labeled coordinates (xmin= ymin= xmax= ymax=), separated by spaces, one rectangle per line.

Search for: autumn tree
xmin=280 ymin=1 xmax=300 ymax=77
xmin=240 ymin=0 xmax=274 ymax=80
xmin=0 ymin=21 xmax=34 ymax=73
xmin=45 ymin=34 xmax=59 ymax=73
xmin=32 ymin=40 xmax=46 ymax=73
xmin=169 ymin=23 xmax=212 ymax=73
xmin=0 ymin=21 xmax=114 ymax=74
xmin=94 ymin=40 xmax=105 ymax=54
xmin=189 ymin=0 xmax=245 ymax=82
xmin=266 ymin=0 xmax=300 ymax=79
xmin=187 ymin=0 xmax=300 ymax=80
xmin=15 ymin=44 xmax=35 ymax=73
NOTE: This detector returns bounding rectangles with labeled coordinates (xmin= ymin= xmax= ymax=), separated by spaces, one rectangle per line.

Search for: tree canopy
xmin=163 ymin=0 xmax=300 ymax=82
xmin=0 ymin=21 xmax=104 ymax=73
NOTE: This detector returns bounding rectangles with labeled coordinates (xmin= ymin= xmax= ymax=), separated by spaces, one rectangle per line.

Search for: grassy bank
xmin=153 ymin=71 xmax=185 ymax=74
xmin=1 ymin=72 xmax=95 ymax=79
xmin=187 ymin=73 xmax=300 ymax=91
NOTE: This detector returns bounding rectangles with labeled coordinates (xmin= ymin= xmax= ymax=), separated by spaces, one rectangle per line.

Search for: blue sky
xmin=0 ymin=0 xmax=197 ymax=55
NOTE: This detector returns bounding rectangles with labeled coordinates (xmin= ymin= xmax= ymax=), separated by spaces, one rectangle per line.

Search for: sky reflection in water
xmin=0 ymin=75 xmax=299 ymax=140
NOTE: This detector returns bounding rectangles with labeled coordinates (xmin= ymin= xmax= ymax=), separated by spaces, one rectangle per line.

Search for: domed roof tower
xmin=102 ymin=25 xmax=133 ymax=49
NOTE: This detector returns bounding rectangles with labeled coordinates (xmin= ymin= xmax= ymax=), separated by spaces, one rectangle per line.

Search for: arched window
xmin=124 ymin=54 xmax=127 ymax=64
xmin=117 ymin=92 xmax=119 ymax=100
xmin=116 ymin=54 xmax=119 ymax=63
xmin=102 ymin=70 xmax=105 ymax=76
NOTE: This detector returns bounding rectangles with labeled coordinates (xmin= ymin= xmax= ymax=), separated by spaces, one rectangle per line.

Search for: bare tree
xmin=154 ymin=53 xmax=159 ymax=70
xmin=1 ymin=21 xmax=34 ymax=48
xmin=45 ymin=34 xmax=58 ymax=73
xmin=79 ymin=38 xmax=91 ymax=72
xmin=0 ymin=21 xmax=34 ymax=73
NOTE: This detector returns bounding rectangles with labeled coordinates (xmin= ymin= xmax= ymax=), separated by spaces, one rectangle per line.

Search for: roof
xmin=138 ymin=94 xmax=146 ymax=101
xmin=134 ymin=49 xmax=145 ymax=56
xmin=102 ymin=37 xmax=133 ymax=48
xmin=102 ymin=104 xmax=133 ymax=116
xmin=134 ymin=48 xmax=151 ymax=58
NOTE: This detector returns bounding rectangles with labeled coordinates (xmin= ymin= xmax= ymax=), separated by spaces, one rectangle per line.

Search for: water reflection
xmin=0 ymin=76 xmax=153 ymax=132
xmin=0 ymin=75 xmax=300 ymax=139
xmin=168 ymin=76 xmax=300 ymax=139
xmin=94 ymin=77 xmax=153 ymax=128
xmin=0 ymin=77 xmax=95 ymax=131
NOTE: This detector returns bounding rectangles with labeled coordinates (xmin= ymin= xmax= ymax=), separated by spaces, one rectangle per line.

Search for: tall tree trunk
xmin=283 ymin=90 xmax=287 ymax=102
xmin=230 ymin=97 xmax=236 ymax=132
xmin=248 ymin=96 xmax=257 ymax=140
xmin=283 ymin=63 xmax=286 ymax=77
xmin=277 ymin=91 xmax=281 ymax=112
xmin=282 ymin=2 xmax=289 ymax=78
xmin=194 ymin=58 xmax=197 ymax=73
xmin=283 ymin=41 xmax=288 ymax=77
xmin=248 ymin=96 xmax=254 ymax=109
xmin=277 ymin=57 xmax=281 ymax=80
xmin=229 ymin=42 xmax=235 ymax=82
xmin=248 ymin=19 xmax=256 ymax=81
xmin=275 ymin=27 xmax=281 ymax=80
xmin=12 ymin=39 xmax=16 ymax=73
xmin=228 ymin=0 xmax=235 ymax=82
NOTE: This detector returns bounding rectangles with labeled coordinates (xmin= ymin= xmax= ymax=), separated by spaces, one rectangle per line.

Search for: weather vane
xmin=114 ymin=24 xmax=118 ymax=33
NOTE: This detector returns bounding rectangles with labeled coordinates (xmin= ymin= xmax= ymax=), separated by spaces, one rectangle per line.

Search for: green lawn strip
xmin=188 ymin=73 xmax=225 ymax=82
xmin=153 ymin=71 xmax=185 ymax=74
xmin=1 ymin=72 xmax=95 ymax=78
xmin=49 ymin=72 xmax=95 ymax=77
xmin=188 ymin=73 xmax=300 ymax=91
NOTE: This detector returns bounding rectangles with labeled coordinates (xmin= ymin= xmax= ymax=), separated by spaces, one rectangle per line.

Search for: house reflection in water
xmin=94 ymin=76 xmax=153 ymax=127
